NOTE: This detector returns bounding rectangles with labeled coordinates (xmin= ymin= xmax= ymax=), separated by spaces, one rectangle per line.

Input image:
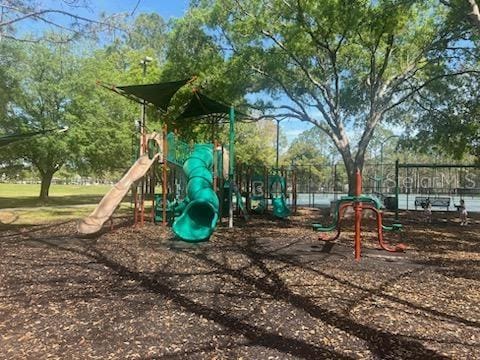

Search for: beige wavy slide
xmin=77 ymin=134 xmax=162 ymax=234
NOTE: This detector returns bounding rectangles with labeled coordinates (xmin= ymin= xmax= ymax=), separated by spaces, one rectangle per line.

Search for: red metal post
xmin=140 ymin=185 xmax=145 ymax=226
xmin=133 ymin=188 xmax=138 ymax=227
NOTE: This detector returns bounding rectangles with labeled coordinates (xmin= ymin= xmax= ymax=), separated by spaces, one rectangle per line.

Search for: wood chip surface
xmin=1 ymin=209 xmax=479 ymax=359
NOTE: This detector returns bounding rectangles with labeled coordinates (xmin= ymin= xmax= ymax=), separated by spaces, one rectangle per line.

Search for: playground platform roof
xmin=108 ymin=79 xmax=190 ymax=111
xmin=98 ymin=79 xmax=249 ymax=121
xmin=177 ymin=91 xmax=231 ymax=120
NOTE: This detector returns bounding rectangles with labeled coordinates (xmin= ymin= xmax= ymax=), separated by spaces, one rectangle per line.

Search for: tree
xmin=400 ymin=0 xmax=480 ymax=162
xmin=158 ymin=11 xmax=262 ymax=155
xmin=234 ymin=120 xmax=282 ymax=166
xmin=1 ymin=42 xmax=139 ymax=199
xmin=125 ymin=13 xmax=167 ymax=59
xmin=188 ymin=0 xmax=479 ymax=194
xmin=65 ymin=48 xmax=151 ymax=178
xmin=5 ymin=43 xmax=86 ymax=198
xmin=405 ymin=76 xmax=480 ymax=161
xmin=163 ymin=12 xmax=252 ymax=98
xmin=440 ymin=0 xmax=480 ymax=30
xmin=0 ymin=40 xmax=20 ymax=120
xmin=283 ymin=126 xmax=335 ymax=164
xmin=282 ymin=127 xmax=339 ymax=192
xmin=467 ymin=0 xmax=480 ymax=28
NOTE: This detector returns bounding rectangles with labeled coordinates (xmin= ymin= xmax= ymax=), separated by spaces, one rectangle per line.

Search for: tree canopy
xmin=184 ymin=0 xmax=479 ymax=192
xmin=0 ymin=42 xmax=141 ymax=198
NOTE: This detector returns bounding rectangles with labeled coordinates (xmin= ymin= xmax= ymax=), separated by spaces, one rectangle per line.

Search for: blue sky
xmin=19 ymin=1 xmax=190 ymax=36
xmin=42 ymin=0 xmax=190 ymax=19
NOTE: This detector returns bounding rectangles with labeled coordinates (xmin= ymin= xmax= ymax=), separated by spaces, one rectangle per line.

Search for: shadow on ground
xmin=0 ymin=208 xmax=478 ymax=359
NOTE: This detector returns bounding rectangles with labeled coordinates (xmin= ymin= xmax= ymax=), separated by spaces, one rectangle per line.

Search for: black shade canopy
xmin=116 ymin=79 xmax=190 ymax=111
xmin=99 ymin=79 xmax=250 ymax=122
xmin=0 ymin=128 xmax=66 ymax=148
xmin=178 ymin=91 xmax=232 ymax=119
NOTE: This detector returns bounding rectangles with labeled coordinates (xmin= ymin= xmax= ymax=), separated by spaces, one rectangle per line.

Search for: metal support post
xmin=228 ymin=106 xmax=235 ymax=228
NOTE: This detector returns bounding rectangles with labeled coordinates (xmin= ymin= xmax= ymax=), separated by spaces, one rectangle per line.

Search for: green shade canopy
xmin=116 ymin=79 xmax=190 ymax=111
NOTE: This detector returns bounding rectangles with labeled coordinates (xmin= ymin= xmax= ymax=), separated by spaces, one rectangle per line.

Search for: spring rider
xmin=312 ymin=170 xmax=406 ymax=261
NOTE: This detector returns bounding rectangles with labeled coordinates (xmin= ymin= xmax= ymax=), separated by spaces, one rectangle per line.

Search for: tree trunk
xmin=338 ymin=148 xmax=366 ymax=196
xmin=39 ymin=171 xmax=55 ymax=200
xmin=468 ymin=0 xmax=480 ymax=30
xmin=336 ymin=147 xmax=357 ymax=196
xmin=325 ymin=118 xmax=373 ymax=196
xmin=345 ymin=161 xmax=365 ymax=195
xmin=347 ymin=170 xmax=356 ymax=196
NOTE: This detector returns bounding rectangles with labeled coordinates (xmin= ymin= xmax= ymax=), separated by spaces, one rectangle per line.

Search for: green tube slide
xmin=172 ymin=144 xmax=219 ymax=242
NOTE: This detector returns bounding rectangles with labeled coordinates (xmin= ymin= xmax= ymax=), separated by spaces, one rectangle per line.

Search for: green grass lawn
xmin=0 ymin=183 xmax=134 ymax=225
xmin=0 ymin=183 xmax=114 ymax=208
xmin=0 ymin=183 xmax=113 ymax=196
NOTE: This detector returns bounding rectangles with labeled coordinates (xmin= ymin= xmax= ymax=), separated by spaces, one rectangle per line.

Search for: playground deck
xmin=1 ymin=209 xmax=479 ymax=359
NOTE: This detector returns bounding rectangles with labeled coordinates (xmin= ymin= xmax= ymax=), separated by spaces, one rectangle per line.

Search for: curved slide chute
xmin=272 ymin=195 xmax=290 ymax=218
xmin=172 ymin=144 xmax=219 ymax=242
xmin=270 ymin=175 xmax=291 ymax=219
xmin=78 ymin=134 xmax=161 ymax=235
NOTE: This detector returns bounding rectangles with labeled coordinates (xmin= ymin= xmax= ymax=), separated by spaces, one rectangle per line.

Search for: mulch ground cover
xmin=1 ymin=208 xmax=479 ymax=359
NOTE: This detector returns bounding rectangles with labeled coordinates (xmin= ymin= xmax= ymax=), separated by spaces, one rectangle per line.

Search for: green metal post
xmin=275 ymin=119 xmax=280 ymax=171
xmin=228 ymin=106 xmax=235 ymax=228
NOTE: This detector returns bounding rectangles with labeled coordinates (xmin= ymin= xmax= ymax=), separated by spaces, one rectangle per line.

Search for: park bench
xmin=414 ymin=196 xmax=451 ymax=211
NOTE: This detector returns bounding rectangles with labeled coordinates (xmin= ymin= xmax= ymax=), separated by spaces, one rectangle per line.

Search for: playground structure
xmin=236 ymin=164 xmax=296 ymax=218
xmin=171 ymin=144 xmax=219 ymax=241
xmin=78 ymin=132 xmax=163 ymax=234
xmin=313 ymin=170 xmax=406 ymax=261
xmin=78 ymin=78 xmax=271 ymax=241
xmin=77 ymin=76 xmax=425 ymax=253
